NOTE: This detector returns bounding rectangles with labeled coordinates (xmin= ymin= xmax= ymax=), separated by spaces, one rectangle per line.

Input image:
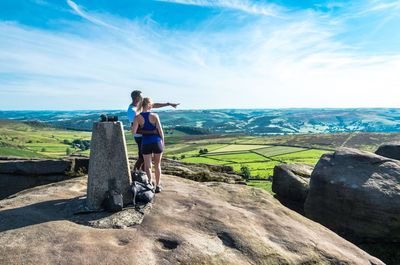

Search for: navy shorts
xmin=142 ymin=141 xmax=163 ymax=155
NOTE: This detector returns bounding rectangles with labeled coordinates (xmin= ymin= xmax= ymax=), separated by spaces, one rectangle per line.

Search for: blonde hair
xmin=141 ymin=97 xmax=153 ymax=109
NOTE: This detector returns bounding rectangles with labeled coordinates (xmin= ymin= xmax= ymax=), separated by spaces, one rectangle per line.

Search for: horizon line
xmin=1 ymin=107 xmax=400 ymax=112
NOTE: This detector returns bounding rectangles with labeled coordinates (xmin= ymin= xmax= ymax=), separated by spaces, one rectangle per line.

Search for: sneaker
xmin=155 ymin=185 xmax=162 ymax=193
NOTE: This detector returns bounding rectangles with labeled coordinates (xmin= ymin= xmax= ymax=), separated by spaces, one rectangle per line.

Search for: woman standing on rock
xmin=131 ymin=97 xmax=164 ymax=193
xmin=127 ymin=90 xmax=178 ymax=171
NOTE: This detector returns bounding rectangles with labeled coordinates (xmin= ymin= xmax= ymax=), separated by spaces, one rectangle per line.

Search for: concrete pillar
xmin=86 ymin=121 xmax=132 ymax=210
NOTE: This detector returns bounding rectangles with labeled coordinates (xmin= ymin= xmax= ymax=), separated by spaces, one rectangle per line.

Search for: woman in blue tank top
xmin=131 ymin=97 xmax=164 ymax=193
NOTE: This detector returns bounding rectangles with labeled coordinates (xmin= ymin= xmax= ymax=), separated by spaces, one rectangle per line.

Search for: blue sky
xmin=1 ymin=0 xmax=400 ymax=110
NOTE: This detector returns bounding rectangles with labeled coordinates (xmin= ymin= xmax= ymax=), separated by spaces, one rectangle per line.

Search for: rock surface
xmin=272 ymin=163 xmax=313 ymax=202
xmin=0 ymin=159 xmax=72 ymax=175
xmin=305 ymin=148 xmax=400 ymax=242
xmin=375 ymin=143 xmax=400 ymax=160
xmin=0 ymin=173 xmax=70 ymax=200
xmin=87 ymin=121 xmax=132 ymax=209
xmin=0 ymin=174 xmax=383 ymax=265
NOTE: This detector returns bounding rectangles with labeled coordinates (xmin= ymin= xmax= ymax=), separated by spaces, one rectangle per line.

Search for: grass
xmin=181 ymin=156 xmax=228 ymax=164
xmin=273 ymin=149 xmax=329 ymax=164
xmin=246 ymin=180 xmax=274 ymax=194
xmin=253 ymin=146 xmax=306 ymax=157
xmin=230 ymin=161 xmax=280 ymax=177
xmin=0 ymin=120 xmax=91 ymax=158
xmin=0 ymin=146 xmax=43 ymax=158
xmin=208 ymin=144 xmax=268 ymax=153
xmin=205 ymin=152 xmax=267 ymax=163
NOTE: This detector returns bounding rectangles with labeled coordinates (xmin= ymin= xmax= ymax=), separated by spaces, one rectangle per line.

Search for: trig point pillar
xmin=87 ymin=121 xmax=132 ymax=210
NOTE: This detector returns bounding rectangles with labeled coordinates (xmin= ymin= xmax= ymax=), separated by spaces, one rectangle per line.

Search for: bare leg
xmin=143 ymin=154 xmax=153 ymax=185
xmin=153 ymin=153 xmax=163 ymax=186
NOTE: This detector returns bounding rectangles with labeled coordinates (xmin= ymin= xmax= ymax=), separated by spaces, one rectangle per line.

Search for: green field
xmin=0 ymin=120 xmax=331 ymax=179
xmin=1 ymin=120 xmax=396 ymax=198
xmin=178 ymin=144 xmax=328 ymax=178
xmin=0 ymin=120 xmax=91 ymax=158
xmin=253 ymin=146 xmax=306 ymax=157
xmin=208 ymin=144 xmax=268 ymax=153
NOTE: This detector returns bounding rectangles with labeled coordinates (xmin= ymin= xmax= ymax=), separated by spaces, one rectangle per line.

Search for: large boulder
xmin=0 ymin=159 xmax=72 ymax=175
xmin=305 ymin=148 xmax=400 ymax=242
xmin=375 ymin=143 xmax=400 ymax=160
xmin=0 ymin=157 xmax=90 ymax=200
xmin=272 ymin=163 xmax=313 ymax=202
xmin=0 ymin=174 xmax=383 ymax=265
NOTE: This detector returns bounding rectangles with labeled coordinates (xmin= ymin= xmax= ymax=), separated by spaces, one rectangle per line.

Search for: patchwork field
xmin=178 ymin=144 xmax=328 ymax=178
xmin=1 ymin=119 xmax=395 ymax=180
xmin=0 ymin=120 xmax=91 ymax=158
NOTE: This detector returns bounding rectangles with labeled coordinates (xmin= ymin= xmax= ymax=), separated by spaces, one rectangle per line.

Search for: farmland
xmin=1 ymin=119 xmax=397 ymax=181
xmin=174 ymin=143 xmax=328 ymax=178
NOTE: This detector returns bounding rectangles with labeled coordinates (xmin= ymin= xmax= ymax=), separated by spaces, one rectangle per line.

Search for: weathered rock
xmin=305 ymin=148 xmax=400 ymax=242
xmin=0 ymin=174 xmax=383 ymax=265
xmin=87 ymin=122 xmax=132 ymax=210
xmin=0 ymin=174 xmax=71 ymax=200
xmin=375 ymin=142 xmax=400 ymax=160
xmin=0 ymin=159 xmax=72 ymax=175
xmin=71 ymin=200 xmax=152 ymax=229
xmin=0 ymin=156 xmax=41 ymax=161
xmin=70 ymin=156 xmax=90 ymax=173
xmin=272 ymin=163 xmax=313 ymax=202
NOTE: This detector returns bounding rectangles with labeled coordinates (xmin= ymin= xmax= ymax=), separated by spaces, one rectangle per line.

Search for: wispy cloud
xmin=0 ymin=0 xmax=400 ymax=109
xmin=66 ymin=0 xmax=122 ymax=30
xmin=367 ymin=0 xmax=400 ymax=12
xmin=156 ymin=0 xmax=281 ymax=16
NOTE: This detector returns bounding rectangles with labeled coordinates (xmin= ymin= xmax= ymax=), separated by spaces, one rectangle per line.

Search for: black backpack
xmin=132 ymin=171 xmax=149 ymax=184
xmin=102 ymin=190 xmax=123 ymax=212
xmin=132 ymin=181 xmax=154 ymax=205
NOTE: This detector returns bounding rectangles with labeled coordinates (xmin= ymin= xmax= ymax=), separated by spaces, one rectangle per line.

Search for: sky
xmin=0 ymin=0 xmax=400 ymax=110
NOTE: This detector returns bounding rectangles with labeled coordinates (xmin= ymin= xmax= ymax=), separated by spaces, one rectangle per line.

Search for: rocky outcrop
xmin=272 ymin=163 xmax=313 ymax=203
xmin=0 ymin=174 xmax=383 ymax=265
xmin=305 ymin=148 xmax=400 ymax=242
xmin=70 ymin=156 xmax=90 ymax=173
xmin=0 ymin=157 xmax=90 ymax=176
xmin=0 ymin=174 xmax=70 ymax=200
xmin=0 ymin=159 xmax=72 ymax=175
xmin=0 ymin=157 xmax=90 ymax=200
xmin=375 ymin=143 xmax=400 ymax=160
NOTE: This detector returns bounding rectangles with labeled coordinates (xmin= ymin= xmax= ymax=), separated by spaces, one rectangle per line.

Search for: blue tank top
xmin=140 ymin=112 xmax=162 ymax=145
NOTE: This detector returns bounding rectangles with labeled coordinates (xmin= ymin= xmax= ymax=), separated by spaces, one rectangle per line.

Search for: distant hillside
xmin=1 ymin=108 xmax=400 ymax=135
xmin=0 ymin=120 xmax=91 ymax=158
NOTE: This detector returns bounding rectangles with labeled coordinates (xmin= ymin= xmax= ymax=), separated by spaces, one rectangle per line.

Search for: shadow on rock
xmin=0 ymin=196 xmax=150 ymax=232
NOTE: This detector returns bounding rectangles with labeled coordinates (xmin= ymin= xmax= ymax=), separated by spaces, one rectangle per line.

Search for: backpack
xmin=132 ymin=181 xmax=154 ymax=205
xmin=132 ymin=171 xmax=149 ymax=184
xmin=102 ymin=190 xmax=123 ymax=212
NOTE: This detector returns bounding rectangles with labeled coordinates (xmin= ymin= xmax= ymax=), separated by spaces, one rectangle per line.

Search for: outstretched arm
xmin=153 ymin=102 xmax=180 ymax=109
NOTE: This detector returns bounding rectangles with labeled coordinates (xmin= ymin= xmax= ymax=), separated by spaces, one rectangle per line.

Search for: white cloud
xmin=156 ymin=0 xmax=281 ymax=16
xmin=0 ymin=1 xmax=400 ymax=109
xmin=367 ymin=0 xmax=400 ymax=12
xmin=66 ymin=0 xmax=122 ymax=31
